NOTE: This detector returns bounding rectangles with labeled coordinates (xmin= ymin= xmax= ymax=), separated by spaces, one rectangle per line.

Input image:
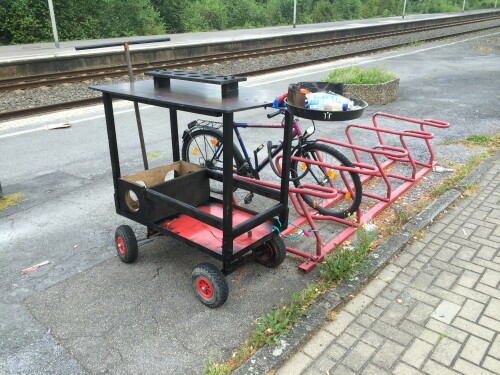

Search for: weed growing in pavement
xmin=394 ymin=208 xmax=411 ymax=226
xmin=248 ymin=282 xmax=328 ymax=347
xmin=464 ymin=134 xmax=495 ymax=146
xmin=0 ymin=193 xmax=21 ymax=211
xmin=431 ymin=150 xmax=491 ymax=197
xmin=318 ymin=227 xmax=378 ymax=282
xmin=204 ymin=357 xmax=229 ymax=375
xmin=203 ymin=227 xmax=378 ymax=375
xmin=410 ymin=230 xmax=425 ymax=240
xmin=384 ymin=225 xmax=399 ymax=235
xmin=462 ymin=183 xmax=479 ymax=197
xmin=440 ymin=133 xmax=499 ymax=148
xmin=432 ymin=132 xmax=499 ymax=197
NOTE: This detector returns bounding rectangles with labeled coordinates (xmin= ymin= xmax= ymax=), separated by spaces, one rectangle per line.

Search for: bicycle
xmin=181 ymin=96 xmax=363 ymax=219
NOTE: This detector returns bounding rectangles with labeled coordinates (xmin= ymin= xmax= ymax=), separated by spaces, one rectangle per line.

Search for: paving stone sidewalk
xmin=276 ymin=157 xmax=500 ymax=375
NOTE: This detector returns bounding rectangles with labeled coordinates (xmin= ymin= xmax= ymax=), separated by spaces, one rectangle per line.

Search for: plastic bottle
xmin=306 ymin=99 xmax=349 ymax=111
xmin=305 ymin=92 xmax=353 ymax=111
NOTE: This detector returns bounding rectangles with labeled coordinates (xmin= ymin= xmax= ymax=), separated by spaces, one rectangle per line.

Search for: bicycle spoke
xmin=291 ymin=142 xmax=362 ymax=218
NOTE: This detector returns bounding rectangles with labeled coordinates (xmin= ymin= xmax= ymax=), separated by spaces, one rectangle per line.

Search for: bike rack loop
xmin=274 ymin=111 xmax=450 ymax=272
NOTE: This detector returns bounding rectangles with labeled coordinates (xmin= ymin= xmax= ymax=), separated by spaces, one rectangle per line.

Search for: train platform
xmin=0 ymin=9 xmax=497 ymax=64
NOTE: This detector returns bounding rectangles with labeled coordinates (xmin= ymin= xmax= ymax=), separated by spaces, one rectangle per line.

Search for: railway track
xmin=1 ymin=13 xmax=499 ymax=121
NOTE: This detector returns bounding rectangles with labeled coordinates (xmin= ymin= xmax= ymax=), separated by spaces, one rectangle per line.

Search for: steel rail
xmin=0 ymin=97 xmax=102 ymax=121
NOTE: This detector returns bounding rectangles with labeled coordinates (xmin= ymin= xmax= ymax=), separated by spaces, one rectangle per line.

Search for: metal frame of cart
xmin=91 ymin=70 xmax=294 ymax=307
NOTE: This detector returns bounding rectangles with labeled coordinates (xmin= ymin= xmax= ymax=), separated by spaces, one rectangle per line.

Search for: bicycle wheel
xmin=181 ymin=127 xmax=245 ymax=194
xmin=290 ymin=142 xmax=362 ymax=218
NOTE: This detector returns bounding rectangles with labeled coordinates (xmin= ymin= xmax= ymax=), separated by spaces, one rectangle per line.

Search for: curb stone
xmin=234 ymin=151 xmax=499 ymax=375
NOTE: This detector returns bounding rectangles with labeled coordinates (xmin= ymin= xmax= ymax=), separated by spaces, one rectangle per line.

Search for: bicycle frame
xmin=232 ymin=118 xmax=304 ymax=174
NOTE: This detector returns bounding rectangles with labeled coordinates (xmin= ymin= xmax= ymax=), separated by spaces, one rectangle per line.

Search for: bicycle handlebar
xmin=267 ymin=110 xmax=283 ymax=119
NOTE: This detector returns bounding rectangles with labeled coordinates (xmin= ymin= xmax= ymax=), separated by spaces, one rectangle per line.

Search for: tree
xmin=0 ymin=0 xmax=165 ymax=44
xmin=312 ymin=1 xmax=335 ymax=23
xmin=152 ymin=0 xmax=187 ymax=33
xmin=182 ymin=0 xmax=229 ymax=31
xmin=226 ymin=0 xmax=267 ymax=29
xmin=333 ymin=0 xmax=362 ymax=20
xmin=0 ymin=0 xmax=51 ymax=44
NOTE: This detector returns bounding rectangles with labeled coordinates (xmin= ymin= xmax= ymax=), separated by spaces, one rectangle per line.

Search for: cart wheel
xmin=191 ymin=263 xmax=228 ymax=308
xmin=255 ymin=234 xmax=286 ymax=268
xmin=115 ymin=225 xmax=138 ymax=264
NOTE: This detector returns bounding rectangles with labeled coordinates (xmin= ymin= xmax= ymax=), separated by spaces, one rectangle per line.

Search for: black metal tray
xmin=286 ymin=82 xmax=368 ymax=121
xmin=286 ymin=98 xmax=367 ymax=121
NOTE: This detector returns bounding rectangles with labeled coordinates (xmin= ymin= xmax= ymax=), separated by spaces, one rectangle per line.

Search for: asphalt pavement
xmin=1 ymin=29 xmax=499 ymax=374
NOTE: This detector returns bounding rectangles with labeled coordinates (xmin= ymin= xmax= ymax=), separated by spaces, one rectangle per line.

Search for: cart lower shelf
xmin=158 ymin=202 xmax=275 ymax=253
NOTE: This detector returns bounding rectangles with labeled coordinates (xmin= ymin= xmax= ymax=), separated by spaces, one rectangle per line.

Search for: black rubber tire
xmin=181 ymin=127 xmax=245 ymax=194
xmin=290 ymin=142 xmax=362 ymax=218
xmin=115 ymin=225 xmax=138 ymax=264
xmin=255 ymin=234 xmax=286 ymax=268
xmin=191 ymin=263 xmax=229 ymax=308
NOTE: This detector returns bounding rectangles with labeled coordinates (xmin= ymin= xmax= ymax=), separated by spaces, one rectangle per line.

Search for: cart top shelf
xmin=91 ymin=78 xmax=275 ymax=116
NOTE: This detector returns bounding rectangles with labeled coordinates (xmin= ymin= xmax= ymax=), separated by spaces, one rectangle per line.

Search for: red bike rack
xmin=280 ymin=112 xmax=450 ymax=272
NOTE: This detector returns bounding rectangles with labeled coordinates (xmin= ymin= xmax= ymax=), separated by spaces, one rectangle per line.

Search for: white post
xmin=495 ymin=0 xmax=497 ymax=8
xmin=462 ymin=0 xmax=466 ymax=11
xmin=293 ymin=0 xmax=297 ymax=28
xmin=402 ymin=0 xmax=407 ymax=18
xmin=47 ymin=0 xmax=60 ymax=48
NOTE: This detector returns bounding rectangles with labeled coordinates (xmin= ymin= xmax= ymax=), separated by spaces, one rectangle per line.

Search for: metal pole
xmin=462 ymin=0 xmax=466 ymax=11
xmin=123 ymin=42 xmax=149 ymax=170
xmin=0 ymin=182 xmax=3 ymax=199
xmin=402 ymin=0 xmax=407 ymax=18
xmin=293 ymin=0 xmax=297 ymax=28
xmin=47 ymin=0 xmax=60 ymax=48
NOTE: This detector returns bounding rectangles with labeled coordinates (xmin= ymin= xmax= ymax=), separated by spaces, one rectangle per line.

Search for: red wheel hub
xmin=196 ymin=277 xmax=213 ymax=299
xmin=116 ymin=237 xmax=125 ymax=255
xmin=262 ymin=243 xmax=275 ymax=259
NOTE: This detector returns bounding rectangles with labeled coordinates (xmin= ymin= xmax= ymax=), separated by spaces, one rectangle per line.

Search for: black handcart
xmin=92 ymin=70 xmax=294 ymax=307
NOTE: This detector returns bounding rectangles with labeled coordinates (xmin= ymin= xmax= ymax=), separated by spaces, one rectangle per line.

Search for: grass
xmin=431 ymin=151 xmax=491 ymax=197
xmin=203 ymin=227 xmax=378 ymax=375
xmin=440 ymin=133 xmax=500 ymax=148
xmin=318 ymin=227 xmax=377 ymax=282
xmin=0 ymin=193 xmax=21 ymax=211
xmin=463 ymin=134 xmax=499 ymax=147
xmin=322 ymin=66 xmax=398 ymax=85
xmin=432 ymin=133 xmax=499 ymax=197
xmin=394 ymin=208 xmax=411 ymax=226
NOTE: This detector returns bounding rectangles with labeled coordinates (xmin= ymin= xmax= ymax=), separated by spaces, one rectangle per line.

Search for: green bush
xmin=322 ymin=66 xmax=398 ymax=84
xmin=312 ymin=1 xmax=335 ymax=23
